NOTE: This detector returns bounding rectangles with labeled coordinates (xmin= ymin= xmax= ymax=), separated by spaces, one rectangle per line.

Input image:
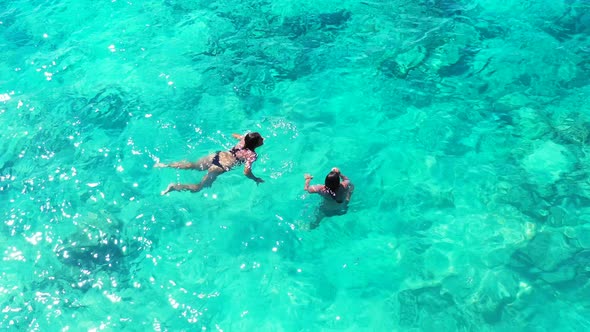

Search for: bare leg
xmin=161 ymin=183 xmax=201 ymax=195
xmin=155 ymin=161 xmax=198 ymax=169
xmin=155 ymin=155 xmax=214 ymax=171
xmin=310 ymin=213 xmax=324 ymax=230
xmin=161 ymin=167 xmax=222 ymax=195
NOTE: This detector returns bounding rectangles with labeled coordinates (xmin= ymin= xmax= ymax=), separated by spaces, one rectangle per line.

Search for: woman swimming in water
xmin=156 ymin=132 xmax=264 ymax=195
xmin=304 ymin=167 xmax=353 ymax=228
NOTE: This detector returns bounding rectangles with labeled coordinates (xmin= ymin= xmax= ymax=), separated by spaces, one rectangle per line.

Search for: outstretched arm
xmin=304 ymin=174 xmax=313 ymax=190
xmin=241 ymin=153 xmax=263 ymax=184
xmin=244 ymin=166 xmax=264 ymax=184
xmin=304 ymin=174 xmax=322 ymax=193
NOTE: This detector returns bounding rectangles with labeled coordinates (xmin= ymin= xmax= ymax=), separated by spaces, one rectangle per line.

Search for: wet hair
xmin=244 ymin=132 xmax=263 ymax=150
xmin=324 ymin=171 xmax=340 ymax=198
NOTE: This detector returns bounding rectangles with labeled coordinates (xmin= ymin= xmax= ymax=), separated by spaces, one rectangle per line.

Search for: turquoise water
xmin=2 ymin=0 xmax=590 ymax=330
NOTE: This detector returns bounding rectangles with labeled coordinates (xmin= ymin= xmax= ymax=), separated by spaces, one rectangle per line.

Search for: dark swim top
xmin=325 ymin=187 xmax=344 ymax=203
xmin=229 ymin=146 xmax=248 ymax=165
xmin=225 ymin=139 xmax=258 ymax=169
xmin=211 ymin=147 xmax=252 ymax=170
xmin=229 ymin=146 xmax=245 ymax=155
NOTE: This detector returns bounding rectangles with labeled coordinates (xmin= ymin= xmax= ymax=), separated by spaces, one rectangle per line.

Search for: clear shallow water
xmin=1 ymin=0 xmax=590 ymax=330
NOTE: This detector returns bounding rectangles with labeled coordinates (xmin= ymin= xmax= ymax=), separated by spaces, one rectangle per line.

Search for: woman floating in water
xmin=156 ymin=132 xmax=264 ymax=195
xmin=304 ymin=167 xmax=354 ymax=228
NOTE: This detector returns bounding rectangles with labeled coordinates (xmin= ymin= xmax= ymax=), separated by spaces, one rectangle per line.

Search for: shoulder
xmin=233 ymin=139 xmax=245 ymax=149
xmin=307 ymin=184 xmax=324 ymax=193
xmin=245 ymin=149 xmax=257 ymax=161
xmin=237 ymin=149 xmax=257 ymax=164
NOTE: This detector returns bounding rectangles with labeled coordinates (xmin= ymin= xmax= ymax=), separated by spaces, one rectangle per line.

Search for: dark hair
xmin=244 ymin=132 xmax=263 ymax=150
xmin=324 ymin=171 xmax=340 ymax=198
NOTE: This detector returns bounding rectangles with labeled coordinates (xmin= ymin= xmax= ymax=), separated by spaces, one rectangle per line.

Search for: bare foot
xmin=161 ymin=184 xmax=174 ymax=195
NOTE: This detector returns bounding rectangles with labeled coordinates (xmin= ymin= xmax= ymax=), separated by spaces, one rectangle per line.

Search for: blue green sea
xmin=2 ymin=0 xmax=590 ymax=330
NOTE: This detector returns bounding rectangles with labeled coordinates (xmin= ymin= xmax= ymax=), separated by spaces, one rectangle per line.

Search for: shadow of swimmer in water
xmin=303 ymin=167 xmax=354 ymax=229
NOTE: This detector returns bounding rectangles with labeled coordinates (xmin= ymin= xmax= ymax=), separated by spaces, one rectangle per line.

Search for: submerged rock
xmin=279 ymin=9 xmax=352 ymax=40
xmin=54 ymin=210 xmax=133 ymax=273
xmin=512 ymin=107 xmax=552 ymax=141
xmin=78 ymin=86 xmax=134 ymax=133
xmin=551 ymin=110 xmax=590 ymax=145
xmin=522 ymin=140 xmax=574 ymax=185
xmin=396 ymin=286 xmax=465 ymax=329
xmin=509 ymin=231 xmax=578 ymax=273
xmin=380 ymin=45 xmax=428 ymax=79
xmin=55 ymin=235 xmax=126 ymax=271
